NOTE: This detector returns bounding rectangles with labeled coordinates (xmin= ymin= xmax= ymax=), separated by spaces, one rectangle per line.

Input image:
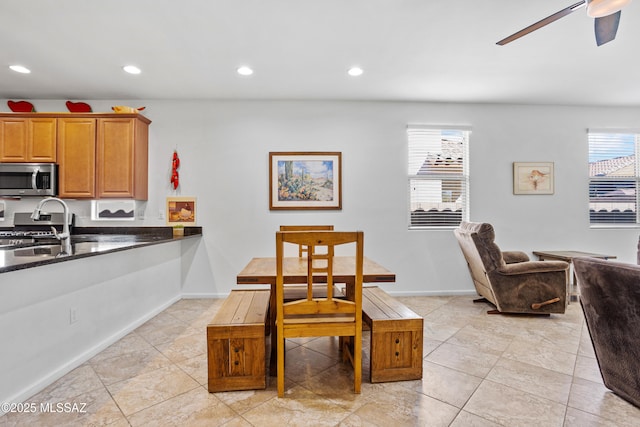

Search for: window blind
xmin=407 ymin=126 xmax=470 ymax=228
xmin=588 ymin=132 xmax=640 ymax=225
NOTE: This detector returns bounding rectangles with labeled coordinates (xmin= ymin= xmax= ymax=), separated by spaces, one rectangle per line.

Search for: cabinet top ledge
xmin=0 ymin=112 xmax=151 ymax=124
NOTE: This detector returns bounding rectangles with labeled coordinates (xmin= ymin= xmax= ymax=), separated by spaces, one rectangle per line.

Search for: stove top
xmin=0 ymin=212 xmax=74 ymax=244
xmin=0 ymin=230 xmax=56 ymax=238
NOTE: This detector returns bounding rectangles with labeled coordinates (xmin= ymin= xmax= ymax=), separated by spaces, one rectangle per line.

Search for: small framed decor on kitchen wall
xmin=513 ymin=162 xmax=554 ymax=195
xmin=93 ymin=200 xmax=136 ymax=220
xmin=269 ymin=151 xmax=342 ymax=210
xmin=166 ymin=196 xmax=196 ymax=225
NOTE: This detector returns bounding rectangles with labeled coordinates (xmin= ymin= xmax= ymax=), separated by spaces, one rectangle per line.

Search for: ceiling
xmin=2 ymin=0 xmax=640 ymax=107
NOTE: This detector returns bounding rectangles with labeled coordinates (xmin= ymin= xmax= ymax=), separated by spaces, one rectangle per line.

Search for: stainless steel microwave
xmin=0 ymin=163 xmax=57 ymax=196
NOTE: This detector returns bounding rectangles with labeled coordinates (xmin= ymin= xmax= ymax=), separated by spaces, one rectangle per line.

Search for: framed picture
xmin=269 ymin=152 xmax=342 ymax=210
xmin=92 ymin=200 xmax=136 ymax=221
xmin=513 ymin=162 xmax=554 ymax=195
xmin=166 ymin=197 xmax=196 ymax=225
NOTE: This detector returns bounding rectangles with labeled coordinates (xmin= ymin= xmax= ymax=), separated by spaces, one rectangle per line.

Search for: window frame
xmin=588 ymin=130 xmax=640 ymax=228
xmin=407 ymin=125 xmax=470 ymax=230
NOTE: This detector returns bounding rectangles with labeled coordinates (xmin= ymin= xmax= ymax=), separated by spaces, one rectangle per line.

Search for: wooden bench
xmin=362 ymin=286 xmax=423 ymax=383
xmin=207 ymin=289 xmax=270 ymax=392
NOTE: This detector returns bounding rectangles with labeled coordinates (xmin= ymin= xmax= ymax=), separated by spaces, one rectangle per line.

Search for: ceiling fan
xmin=497 ymin=0 xmax=631 ymax=46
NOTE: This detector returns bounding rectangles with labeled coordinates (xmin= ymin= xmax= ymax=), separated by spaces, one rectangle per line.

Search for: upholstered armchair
xmin=574 ymin=257 xmax=640 ymax=409
xmin=454 ymin=221 xmax=569 ymax=314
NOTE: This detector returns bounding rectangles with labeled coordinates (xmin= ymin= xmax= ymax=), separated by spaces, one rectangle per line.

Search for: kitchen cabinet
xmin=57 ymin=118 xmax=97 ymax=198
xmin=0 ymin=117 xmax=57 ymax=162
xmin=97 ymin=117 xmax=149 ymax=199
xmin=0 ymin=112 xmax=151 ymax=200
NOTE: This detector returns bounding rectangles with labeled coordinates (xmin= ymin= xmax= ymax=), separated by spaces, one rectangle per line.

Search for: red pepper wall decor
xmin=171 ymin=150 xmax=180 ymax=190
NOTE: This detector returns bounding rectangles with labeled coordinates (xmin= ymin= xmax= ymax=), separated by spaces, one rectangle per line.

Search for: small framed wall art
xmin=166 ymin=196 xmax=196 ymax=225
xmin=92 ymin=200 xmax=136 ymax=221
xmin=513 ymin=162 xmax=554 ymax=195
xmin=269 ymin=151 xmax=342 ymax=210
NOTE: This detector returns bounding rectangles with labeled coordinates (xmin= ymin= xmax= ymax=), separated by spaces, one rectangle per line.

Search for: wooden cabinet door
xmin=97 ymin=117 xmax=148 ymax=200
xmin=57 ymin=118 xmax=96 ymax=198
xmin=97 ymin=118 xmax=134 ymax=198
xmin=0 ymin=118 xmax=56 ymax=162
xmin=0 ymin=118 xmax=29 ymax=161
xmin=28 ymin=118 xmax=57 ymax=162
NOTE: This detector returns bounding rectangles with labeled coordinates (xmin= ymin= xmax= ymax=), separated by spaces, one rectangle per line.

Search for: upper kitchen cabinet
xmin=0 ymin=112 xmax=151 ymax=200
xmin=57 ymin=117 xmax=97 ymax=198
xmin=97 ymin=116 xmax=149 ymax=200
xmin=0 ymin=117 xmax=57 ymax=162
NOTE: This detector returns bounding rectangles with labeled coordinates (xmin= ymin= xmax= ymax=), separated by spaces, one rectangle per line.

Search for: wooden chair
xmin=275 ymin=230 xmax=363 ymax=397
xmin=279 ymin=225 xmax=339 ymax=301
xmin=279 ymin=225 xmax=334 ymax=257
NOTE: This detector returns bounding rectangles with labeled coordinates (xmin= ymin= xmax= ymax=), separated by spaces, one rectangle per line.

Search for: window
xmin=407 ymin=125 xmax=470 ymax=228
xmin=588 ymin=131 xmax=640 ymax=225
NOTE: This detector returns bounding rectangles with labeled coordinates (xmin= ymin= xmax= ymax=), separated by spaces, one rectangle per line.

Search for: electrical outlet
xmin=69 ymin=307 xmax=78 ymax=324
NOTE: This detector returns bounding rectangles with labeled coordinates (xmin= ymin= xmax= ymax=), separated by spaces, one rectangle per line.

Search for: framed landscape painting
xmin=513 ymin=162 xmax=554 ymax=195
xmin=269 ymin=152 xmax=342 ymax=210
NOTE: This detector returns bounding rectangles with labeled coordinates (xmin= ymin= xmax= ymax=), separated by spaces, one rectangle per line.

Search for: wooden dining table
xmin=237 ymin=256 xmax=395 ymax=286
xmin=236 ymin=255 xmax=396 ymax=374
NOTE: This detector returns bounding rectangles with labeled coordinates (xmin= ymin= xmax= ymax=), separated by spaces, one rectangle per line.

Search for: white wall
xmin=0 ymin=241 xmax=183 ymax=405
xmin=3 ymin=99 xmax=640 ymax=297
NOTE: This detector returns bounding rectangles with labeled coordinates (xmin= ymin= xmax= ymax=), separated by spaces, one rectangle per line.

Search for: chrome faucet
xmin=31 ymin=197 xmax=72 ymax=255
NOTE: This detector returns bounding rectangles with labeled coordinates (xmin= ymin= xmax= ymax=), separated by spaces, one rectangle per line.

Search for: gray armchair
xmin=574 ymin=256 xmax=640 ymax=409
xmin=454 ymin=221 xmax=569 ymax=314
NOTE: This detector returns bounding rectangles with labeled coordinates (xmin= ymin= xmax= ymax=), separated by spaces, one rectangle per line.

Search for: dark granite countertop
xmin=0 ymin=226 xmax=202 ymax=274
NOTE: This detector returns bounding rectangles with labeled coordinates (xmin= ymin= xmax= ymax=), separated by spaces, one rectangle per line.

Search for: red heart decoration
xmin=65 ymin=101 xmax=92 ymax=113
xmin=7 ymin=100 xmax=35 ymax=112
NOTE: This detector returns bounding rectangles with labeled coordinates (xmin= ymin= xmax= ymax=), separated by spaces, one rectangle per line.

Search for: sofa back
xmin=574 ymin=256 xmax=640 ymax=409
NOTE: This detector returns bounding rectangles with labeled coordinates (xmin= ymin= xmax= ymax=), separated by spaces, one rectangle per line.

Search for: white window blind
xmin=407 ymin=126 xmax=470 ymax=228
xmin=588 ymin=131 xmax=640 ymax=225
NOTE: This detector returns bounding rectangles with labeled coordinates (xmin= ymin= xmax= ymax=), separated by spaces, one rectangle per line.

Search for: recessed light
xmin=237 ymin=66 xmax=254 ymax=76
xmin=9 ymin=65 xmax=31 ymax=74
xmin=123 ymin=65 xmax=141 ymax=75
xmin=347 ymin=67 xmax=363 ymax=77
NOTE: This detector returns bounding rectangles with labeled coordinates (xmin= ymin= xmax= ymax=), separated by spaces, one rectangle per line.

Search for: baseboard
xmin=181 ymin=292 xmax=227 ymax=299
xmin=3 ymin=295 xmax=181 ymax=411
xmin=181 ymin=288 xmax=270 ymax=299
xmin=382 ymin=289 xmax=477 ymax=297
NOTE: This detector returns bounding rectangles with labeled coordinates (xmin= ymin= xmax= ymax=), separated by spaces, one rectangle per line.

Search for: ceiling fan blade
xmin=594 ymin=11 xmax=621 ymax=46
xmin=497 ymin=1 xmax=586 ymax=45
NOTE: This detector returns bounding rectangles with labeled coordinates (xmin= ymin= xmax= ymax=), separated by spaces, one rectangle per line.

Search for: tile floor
xmin=2 ymin=295 xmax=640 ymax=426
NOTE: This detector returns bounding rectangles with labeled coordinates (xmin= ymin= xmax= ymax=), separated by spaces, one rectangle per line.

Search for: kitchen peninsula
xmin=0 ymin=226 xmax=202 ymax=273
xmin=0 ymin=227 xmax=202 ymax=406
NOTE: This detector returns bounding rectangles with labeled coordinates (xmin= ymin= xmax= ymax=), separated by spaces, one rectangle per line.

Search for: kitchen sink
xmin=0 ymin=238 xmax=35 ymax=249
xmin=13 ymin=244 xmax=68 ymax=258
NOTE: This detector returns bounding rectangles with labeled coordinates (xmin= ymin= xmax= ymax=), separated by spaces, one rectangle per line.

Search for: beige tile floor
xmin=3 ymin=295 xmax=640 ymax=426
